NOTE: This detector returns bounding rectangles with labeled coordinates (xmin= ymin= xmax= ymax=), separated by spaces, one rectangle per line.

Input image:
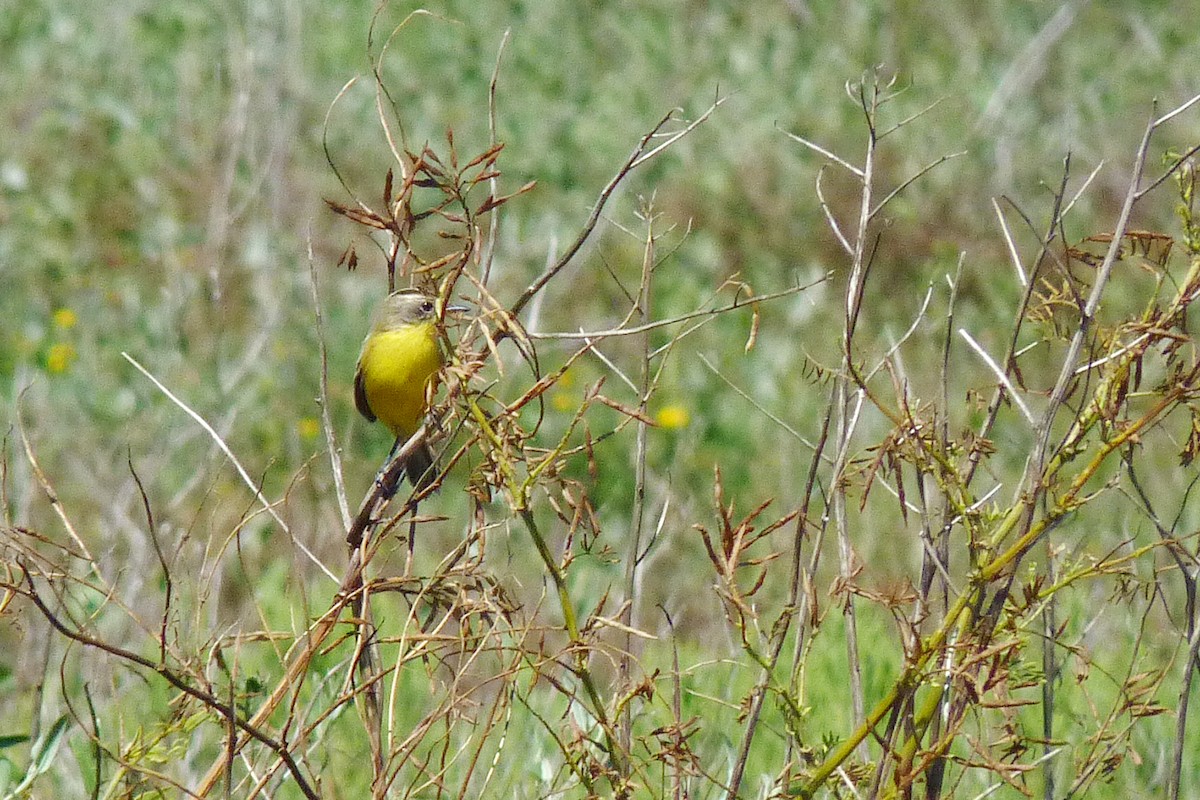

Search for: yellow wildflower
xmin=46 ymin=343 xmax=77 ymax=374
xmin=297 ymin=417 xmax=321 ymax=440
xmin=52 ymin=308 xmax=77 ymax=329
xmin=655 ymin=404 xmax=690 ymax=430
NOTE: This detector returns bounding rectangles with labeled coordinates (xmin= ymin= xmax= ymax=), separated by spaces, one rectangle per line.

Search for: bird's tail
xmin=405 ymin=442 xmax=437 ymax=492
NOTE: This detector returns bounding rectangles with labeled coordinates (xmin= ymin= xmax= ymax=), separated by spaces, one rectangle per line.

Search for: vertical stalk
xmin=1041 ymin=536 xmax=1058 ymax=800
xmin=621 ymin=209 xmax=655 ymax=751
xmin=832 ymin=75 xmax=883 ymax=758
xmin=519 ymin=508 xmax=627 ymax=784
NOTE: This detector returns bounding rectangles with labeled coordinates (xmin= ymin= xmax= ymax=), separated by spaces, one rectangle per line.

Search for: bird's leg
xmin=373 ymin=437 xmax=402 ymax=499
xmin=405 ymin=516 xmax=417 ymax=576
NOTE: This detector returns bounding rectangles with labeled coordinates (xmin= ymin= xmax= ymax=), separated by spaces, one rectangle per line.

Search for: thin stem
xmin=518 ymin=508 xmax=628 ymax=785
xmin=620 ymin=207 xmax=655 ymax=752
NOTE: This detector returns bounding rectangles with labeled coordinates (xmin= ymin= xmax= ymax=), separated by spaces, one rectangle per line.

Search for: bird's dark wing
xmin=353 ymin=363 xmax=376 ymax=422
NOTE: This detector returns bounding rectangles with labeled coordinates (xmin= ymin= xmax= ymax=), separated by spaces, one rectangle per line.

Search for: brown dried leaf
xmin=476 ymin=181 xmax=538 ymax=216
xmin=594 ymin=395 xmax=656 ymax=425
xmin=463 ymin=141 xmax=506 ymax=171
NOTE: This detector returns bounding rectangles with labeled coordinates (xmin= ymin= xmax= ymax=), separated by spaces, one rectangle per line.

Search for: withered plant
xmin=5 ymin=15 xmax=1200 ymax=800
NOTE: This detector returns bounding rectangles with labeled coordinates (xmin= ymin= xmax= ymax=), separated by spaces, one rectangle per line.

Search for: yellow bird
xmin=354 ymin=290 xmax=458 ymax=491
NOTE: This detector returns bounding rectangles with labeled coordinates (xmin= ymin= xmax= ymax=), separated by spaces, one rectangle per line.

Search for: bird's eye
xmin=420 ymin=300 xmax=434 ymax=315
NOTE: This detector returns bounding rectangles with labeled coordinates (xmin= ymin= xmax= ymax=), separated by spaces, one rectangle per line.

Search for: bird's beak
xmin=444 ymin=304 xmax=470 ymax=316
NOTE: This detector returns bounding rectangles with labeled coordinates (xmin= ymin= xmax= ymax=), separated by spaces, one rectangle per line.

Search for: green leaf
xmin=28 ymin=716 xmax=69 ymax=776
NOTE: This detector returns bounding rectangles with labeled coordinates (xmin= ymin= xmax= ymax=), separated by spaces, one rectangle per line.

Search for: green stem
xmin=801 ymin=387 xmax=1179 ymax=796
xmin=518 ymin=508 xmax=628 ymax=783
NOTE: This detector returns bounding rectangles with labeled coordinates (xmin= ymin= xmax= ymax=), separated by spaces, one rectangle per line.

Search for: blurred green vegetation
xmin=4 ymin=0 xmax=1200 ymax=796
xmin=5 ymin=0 xmax=1199 ymax=518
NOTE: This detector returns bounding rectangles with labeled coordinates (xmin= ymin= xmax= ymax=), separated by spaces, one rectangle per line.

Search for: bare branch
xmin=993 ymin=197 xmax=1027 ymax=288
xmin=511 ymin=97 xmax=725 ymax=319
xmin=307 ymin=235 xmax=352 ymax=530
xmin=527 ymin=280 xmax=826 ymax=340
xmin=122 ymin=352 xmax=337 ymax=583
xmin=779 ymin=126 xmax=865 ymax=177
xmin=958 ymin=328 xmax=1036 ymax=426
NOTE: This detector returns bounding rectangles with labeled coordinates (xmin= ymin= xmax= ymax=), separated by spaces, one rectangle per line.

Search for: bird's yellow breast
xmin=357 ymin=322 xmax=442 ymax=438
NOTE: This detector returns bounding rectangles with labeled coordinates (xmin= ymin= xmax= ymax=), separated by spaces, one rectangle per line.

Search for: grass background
xmin=3 ymin=0 xmax=1200 ymax=797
